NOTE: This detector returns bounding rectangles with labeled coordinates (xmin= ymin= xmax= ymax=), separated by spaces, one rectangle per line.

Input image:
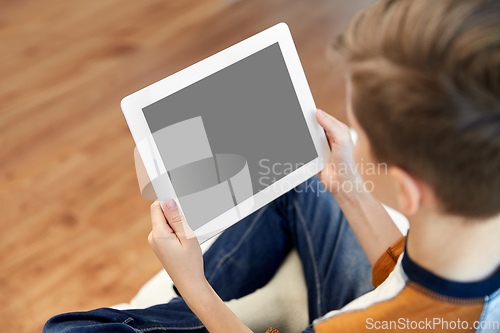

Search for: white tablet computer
xmin=121 ymin=22 xmax=329 ymax=243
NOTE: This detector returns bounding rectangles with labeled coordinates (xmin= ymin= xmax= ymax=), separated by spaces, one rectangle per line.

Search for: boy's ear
xmin=389 ymin=166 xmax=421 ymax=216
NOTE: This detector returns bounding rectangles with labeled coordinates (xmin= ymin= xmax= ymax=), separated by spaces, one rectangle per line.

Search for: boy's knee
xmin=43 ymin=309 xmax=136 ymax=333
xmin=43 ymin=314 xmax=78 ymax=333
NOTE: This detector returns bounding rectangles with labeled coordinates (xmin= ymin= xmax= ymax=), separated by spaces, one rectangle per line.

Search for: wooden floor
xmin=0 ymin=0 xmax=373 ymax=332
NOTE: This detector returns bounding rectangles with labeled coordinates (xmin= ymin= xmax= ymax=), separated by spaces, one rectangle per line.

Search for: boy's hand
xmin=148 ymin=200 xmax=206 ymax=294
xmin=149 ymin=201 xmax=253 ymax=333
xmin=315 ymin=109 xmax=363 ymax=196
xmin=315 ymin=109 xmax=403 ymax=266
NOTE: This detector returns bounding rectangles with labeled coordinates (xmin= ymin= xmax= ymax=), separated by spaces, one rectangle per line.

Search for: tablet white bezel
xmin=121 ymin=22 xmax=330 ymax=243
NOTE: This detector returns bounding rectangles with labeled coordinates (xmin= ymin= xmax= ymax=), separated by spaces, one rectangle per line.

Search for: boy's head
xmin=337 ymin=0 xmax=500 ymax=219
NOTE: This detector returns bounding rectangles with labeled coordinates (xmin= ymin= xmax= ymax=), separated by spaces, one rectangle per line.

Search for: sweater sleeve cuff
xmin=371 ymin=236 xmax=406 ymax=288
xmin=266 ymin=328 xmax=279 ymax=333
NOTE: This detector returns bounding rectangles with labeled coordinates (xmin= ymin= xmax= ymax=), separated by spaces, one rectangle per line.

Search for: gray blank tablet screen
xmin=142 ymin=42 xmax=317 ymax=229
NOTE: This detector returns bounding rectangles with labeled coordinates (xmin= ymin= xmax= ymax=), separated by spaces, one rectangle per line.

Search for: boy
xmin=44 ymin=0 xmax=500 ymax=331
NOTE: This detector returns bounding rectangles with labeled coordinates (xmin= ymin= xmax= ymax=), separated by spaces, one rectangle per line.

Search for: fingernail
xmin=318 ymin=109 xmax=325 ymax=117
xmin=166 ymin=199 xmax=177 ymax=210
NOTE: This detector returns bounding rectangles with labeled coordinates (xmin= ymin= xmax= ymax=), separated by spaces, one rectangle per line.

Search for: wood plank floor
xmin=0 ymin=0 xmax=373 ymax=332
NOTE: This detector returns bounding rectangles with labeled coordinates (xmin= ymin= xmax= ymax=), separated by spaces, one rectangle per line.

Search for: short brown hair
xmin=335 ymin=0 xmax=500 ymax=218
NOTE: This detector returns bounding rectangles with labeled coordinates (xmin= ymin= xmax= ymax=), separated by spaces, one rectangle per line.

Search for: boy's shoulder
xmin=313 ymin=237 xmax=500 ymax=332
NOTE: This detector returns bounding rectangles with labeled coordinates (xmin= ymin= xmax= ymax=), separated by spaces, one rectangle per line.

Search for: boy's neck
xmin=406 ymin=210 xmax=500 ymax=283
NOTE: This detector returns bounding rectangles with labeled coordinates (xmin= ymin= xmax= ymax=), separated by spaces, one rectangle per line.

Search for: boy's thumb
xmin=316 ymin=109 xmax=336 ymax=144
xmin=163 ymin=199 xmax=188 ymax=239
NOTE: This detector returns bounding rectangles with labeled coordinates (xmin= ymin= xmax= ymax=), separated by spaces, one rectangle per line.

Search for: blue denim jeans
xmin=43 ymin=176 xmax=373 ymax=333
